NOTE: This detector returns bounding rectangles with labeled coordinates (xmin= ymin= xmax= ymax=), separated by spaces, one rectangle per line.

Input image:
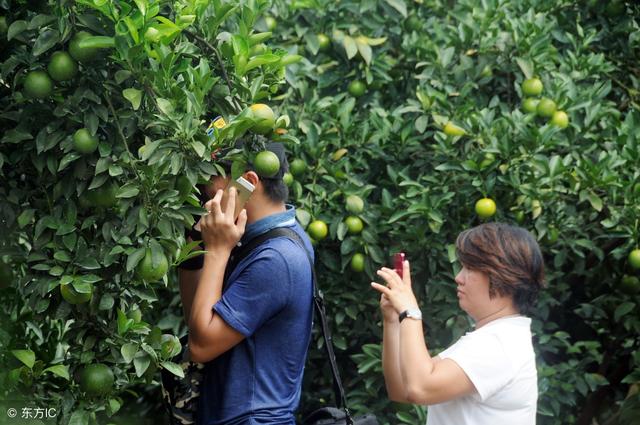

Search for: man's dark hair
xmin=258 ymin=176 xmax=288 ymax=204
xmin=455 ymin=222 xmax=546 ymax=314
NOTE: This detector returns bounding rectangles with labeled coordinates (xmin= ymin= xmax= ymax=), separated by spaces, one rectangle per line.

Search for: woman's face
xmin=454 ymin=265 xmax=494 ymax=321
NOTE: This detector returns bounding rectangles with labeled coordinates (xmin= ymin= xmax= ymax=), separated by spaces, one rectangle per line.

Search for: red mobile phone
xmin=394 ymin=252 xmax=405 ymax=278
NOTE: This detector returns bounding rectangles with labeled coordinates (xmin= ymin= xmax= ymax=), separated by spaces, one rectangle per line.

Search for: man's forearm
xmin=178 ymin=268 xmax=201 ymax=325
xmin=188 ymin=251 xmax=229 ymax=342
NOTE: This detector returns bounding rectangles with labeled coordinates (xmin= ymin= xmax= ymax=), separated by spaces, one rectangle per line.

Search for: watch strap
xmin=399 ymin=308 xmax=422 ymax=323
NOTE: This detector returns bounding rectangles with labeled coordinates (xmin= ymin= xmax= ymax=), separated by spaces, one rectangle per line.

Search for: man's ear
xmin=243 ymin=171 xmax=260 ymax=187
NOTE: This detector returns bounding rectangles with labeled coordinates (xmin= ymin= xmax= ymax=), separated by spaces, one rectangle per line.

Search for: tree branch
xmin=182 ymin=29 xmax=243 ymax=113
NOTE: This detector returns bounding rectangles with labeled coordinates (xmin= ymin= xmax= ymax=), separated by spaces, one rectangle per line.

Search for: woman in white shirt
xmin=371 ymin=223 xmax=544 ymax=425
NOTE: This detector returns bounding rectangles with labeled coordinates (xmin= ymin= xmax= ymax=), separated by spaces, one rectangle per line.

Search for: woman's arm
xmin=382 ymin=319 xmax=408 ymax=402
xmin=398 ymin=319 xmax=474 ymax=405
xmin=372 ymin=261 xmax=476 ymax=405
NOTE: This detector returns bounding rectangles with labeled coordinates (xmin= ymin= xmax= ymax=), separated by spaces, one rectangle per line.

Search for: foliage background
xmin=1 ymin=0 xmax=639 ymax=424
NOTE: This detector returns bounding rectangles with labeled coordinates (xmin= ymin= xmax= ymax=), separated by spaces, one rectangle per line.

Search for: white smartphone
xmin=225 ymin=176 xmax=255 ymax=220
xmin=194 ymin=176 xmax=255 ymax=231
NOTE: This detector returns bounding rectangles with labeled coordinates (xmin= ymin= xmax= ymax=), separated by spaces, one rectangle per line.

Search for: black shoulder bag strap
xmin=231 ymin=227 xmax=354 ymax=425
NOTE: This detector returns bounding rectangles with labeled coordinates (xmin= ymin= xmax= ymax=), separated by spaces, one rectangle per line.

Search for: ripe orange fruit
xmin=47 ymin=51 xmax=78 ymax=81
xmin=289 ymin=158 xmax=307 ymax=177
xmin=629 ymin=249 xmax=640 ymax=269
xmin=283 ymin=172 xmax=294 ymax=186
xmin=86 ymin=183 xmax=118 ymax=209
xmin=546 ymin=226 xmax=559 ymax=244
xmin=317 ymin=33 xmax=330 ymax=51
xmin=128 ymin=306 xmax=142 ymax=323
xmin=345 ymin=195 xmax=364 ymax=214
xmin=60 ymin=283 xmax=92 ymax=305
xmin=536 ymin=98 xmax=557 ymax=118
xmin=550 ymin=111 xmax=569 ymax=129
xmin=350 ymin=253 xmax=365 ymax=272
xmin=620 ymin=275 xmax=640 ymax=295
xmin=254 ymin=150 xmax=280 ymax=178
xmin=475 ymin=198 xmax=496 ymax=219
xmin=522 ymin=98 xmax=539 ymax=114
xmin=345 ymin=216 xmax=364 ymax=234
xmin=521 ymin=78 xmax=543 ymax=96
xmin=264 ymin=16 xmax=277 ymax=31
xmin=73 ymin=128 xmax=98 ymax=154
xmin=249 ymin=104 xmax=276 ymax=135
xmin=144 ymin=27 xmax=161 ymax=43
xmin=404 ymin=15 xmax=422 ymax=31
xmin=443 ymin=122 xmax=465 ymax=136
xmin=24 ymin=71 xmax=53 ymax=99
xmin=307 ymin=220 xmax=328 ymax=241
xmin=136 ymin=249 xmax=169 ymax=282
xmin=69 ymin=31 xmax=99 ymax=62
xmin=79 ymin=364 xmax=114 ymax=396
xmin=348 ymin=80 xmax=366 ymax=97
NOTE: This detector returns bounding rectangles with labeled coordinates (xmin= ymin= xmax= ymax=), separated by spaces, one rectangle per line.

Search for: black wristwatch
xmin=399 ymin=308 xmax=422 ymax=323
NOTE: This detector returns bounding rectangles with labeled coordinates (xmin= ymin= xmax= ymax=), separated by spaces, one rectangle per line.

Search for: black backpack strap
xmin=222 ymin=227 xmax=290 ymax=290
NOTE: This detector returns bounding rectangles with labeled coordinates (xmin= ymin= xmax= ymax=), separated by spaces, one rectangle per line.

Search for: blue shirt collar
xmin=241 ymin=204 xmax=297 ymax=244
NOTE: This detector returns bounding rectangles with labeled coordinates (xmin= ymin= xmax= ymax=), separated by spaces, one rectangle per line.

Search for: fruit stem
xmin=183 ymin=29 xmax=243 ymax=113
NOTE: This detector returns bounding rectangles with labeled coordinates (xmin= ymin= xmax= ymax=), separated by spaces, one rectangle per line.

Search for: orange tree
xmin=2 ymin=0 xmax=640 ymax=425
xmin=0 ymin=0 xmax=299 ymax=423
xmin=268 ymin=0 xmax=640 ymax=424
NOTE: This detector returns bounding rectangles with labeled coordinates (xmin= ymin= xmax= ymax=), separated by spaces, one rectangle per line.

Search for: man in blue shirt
xmin=178 ymin=143 xmax=314 ymax=425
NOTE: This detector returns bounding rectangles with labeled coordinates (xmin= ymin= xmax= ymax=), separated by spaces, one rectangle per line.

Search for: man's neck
xmin=247 ymin=202 xmax=287 ymax=224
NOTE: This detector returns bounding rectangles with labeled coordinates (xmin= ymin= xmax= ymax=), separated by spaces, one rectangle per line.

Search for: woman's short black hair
xmin=455 ymin=222 xmax=546 ymax=314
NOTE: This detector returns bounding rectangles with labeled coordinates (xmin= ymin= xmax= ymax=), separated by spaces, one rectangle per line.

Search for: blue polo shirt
xmin=197 ymin=207 xmax=314 ymax=425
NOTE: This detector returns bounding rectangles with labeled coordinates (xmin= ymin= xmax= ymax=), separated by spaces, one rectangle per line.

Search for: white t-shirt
xmin=426 ymin=316 xmax=538 ymax=425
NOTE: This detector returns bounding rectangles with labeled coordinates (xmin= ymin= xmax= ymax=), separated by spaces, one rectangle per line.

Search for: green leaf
xmin=161 ymin=361 xmax=185 ymax=378
xmin=343 ymin=36 xmax=358 ymax=59
xmin=123 ymin=88 xmax=143 ymax=110
xmin=7 ymin=20 xmax=28 ymax=40
xmin=355 ymin=38 xmax=372 ymax=65
xmin=121 ymin=343 xmax=138 ymax=364
xmin=156 ymin=98 xmax=175 ymax=115
xmin=133 ymin=0 xmax=147 ymax=16
xmin=32 ymin=28 xmax=60 ymax=56
xmin=614 ymin=302 xmax=635 ymax=322
xmin=12 ymin=350 xmax=35 ymax=369
xmin=515 ymin=57 xmax=534 ymax=79
xmin=134 ymin=353 xmax=151 ymax=377
xmin=245 ymin=53 xmax=281 ymax=72
xmin=117 ymin=309 xmax=134 ymax=336
xmin=43 ymin=364 xmax=70 ymax=380
xmin=385 ymin=0 xmax=407 ymax=17
xmin=126 ymin=247 xmax=146 ymax=272
xmin=192 ymin=141 xmax=206 ymax=157
xmin=68 ymin=410 xmax=90 ymax=425
xmin=588 ymin=193 xmax=603 ymax=212
xmin=116 ymin=183 xmax=140 ymax=198
xmin=17 ymin=209 xmax=36 ymax=228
